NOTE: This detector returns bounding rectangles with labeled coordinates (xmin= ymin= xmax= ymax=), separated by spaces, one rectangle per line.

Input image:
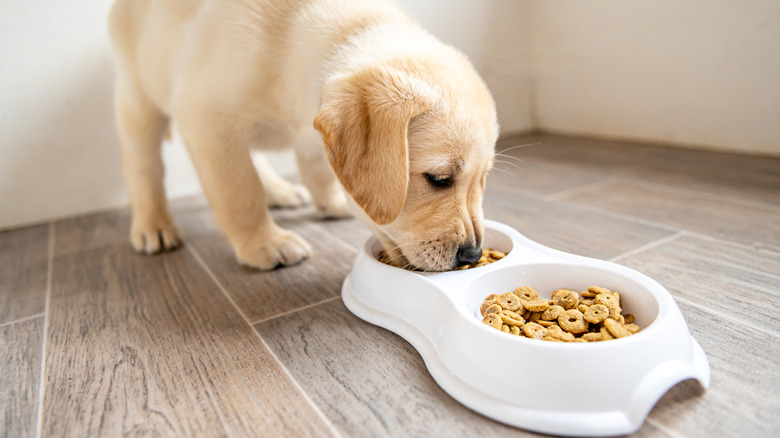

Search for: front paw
xmin=235 ymin=228 xmax=312 ymax=270
xmin=316 ymin=192 xmax=352 ymax=219
xmin=130 ymin=216 xmax=182 ymax=255
xmin=265 ymin=180 xmax=311 ymax=209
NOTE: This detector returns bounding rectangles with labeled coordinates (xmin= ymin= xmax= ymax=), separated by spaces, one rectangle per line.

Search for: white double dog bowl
xmin=342 ymin=220 xmax=710 ymax=436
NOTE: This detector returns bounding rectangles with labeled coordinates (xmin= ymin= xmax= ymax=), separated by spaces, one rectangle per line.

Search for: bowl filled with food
xmin=341 ymin=220 xmax=710 ymax=436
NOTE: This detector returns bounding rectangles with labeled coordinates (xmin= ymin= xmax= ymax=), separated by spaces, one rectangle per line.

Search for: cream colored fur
xmin=108 ymin=0 xmax=498 ymax=271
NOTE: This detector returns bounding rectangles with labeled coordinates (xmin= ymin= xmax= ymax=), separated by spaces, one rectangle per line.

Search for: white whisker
xmin=496 ymin=142 xmax=541 ymax=154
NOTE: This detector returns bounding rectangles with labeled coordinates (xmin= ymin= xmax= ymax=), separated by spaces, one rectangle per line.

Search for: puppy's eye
xmin=425 ymin=173 xmax=453 ymax=188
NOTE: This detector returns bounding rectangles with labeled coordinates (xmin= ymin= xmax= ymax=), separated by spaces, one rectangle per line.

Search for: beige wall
xmin=531 ymin=0 xmax=780 ymax=155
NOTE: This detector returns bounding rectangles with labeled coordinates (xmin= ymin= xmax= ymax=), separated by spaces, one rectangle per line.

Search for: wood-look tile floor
xmin=2 ymin=134 xmax=779 ymax=437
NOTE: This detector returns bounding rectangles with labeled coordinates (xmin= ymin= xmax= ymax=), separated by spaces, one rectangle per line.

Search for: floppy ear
xmin=313 ymin=68 xmax=436 ymax=225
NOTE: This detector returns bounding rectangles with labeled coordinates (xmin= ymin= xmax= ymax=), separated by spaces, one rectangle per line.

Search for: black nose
xmin=456 ymin=245 xmax=482 ymax=267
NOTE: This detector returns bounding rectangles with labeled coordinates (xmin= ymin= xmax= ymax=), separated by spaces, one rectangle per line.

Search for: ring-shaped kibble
xmin=480 ymin=299 xmax=498 ymax=316
xmin=595 ymin=292 xmax=619 ymax=309
xmin=588 ymin=285 xmax=612 ymax=295
xmin=513 ymin=286 xmax=539 ymax=301
xmin=480 ymin=285 xmax=640 ymax=342
xmin=553 ymin=289 xmax=580 ymax=310
xmin=483 ymin=303 xmax=503 ymax=316
xmin=558 ymin=309 xmax=588 ymax=334
xmin=524 ymin=298 xmax=550 ymax=312
xmin=583 ymin=304 xmax=609 ymax=324
xmin=522 ymin=322 xmax=544 ymax=338
xmin=497 ymin=292 xmax=523 ymax=311
xmin=541 ymin=304 xmax=565 ymax=321
xmin=500 ymin=310 xmax=525 ymax=326
xmin=482 ymin=313 xmax=502 ymax=330
xmin=545 ymin=325 xmax=572 ymax=341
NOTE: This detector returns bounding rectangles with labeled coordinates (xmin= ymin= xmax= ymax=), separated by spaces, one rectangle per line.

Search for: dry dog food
xmin=454 ymin=249 xmax=507 ymax=270
xmin=378 ymin=248 xmax=507 ymax=270
xmin=479 ymin=285 xmax=640 ymax=342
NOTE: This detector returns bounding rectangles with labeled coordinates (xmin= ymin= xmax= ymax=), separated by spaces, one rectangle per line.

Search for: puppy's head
xmin=314 ymin=59 xmax=497 ymax=271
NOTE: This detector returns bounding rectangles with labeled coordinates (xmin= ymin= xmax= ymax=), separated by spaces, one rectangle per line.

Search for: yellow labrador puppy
xmin=109 ymin=0 xmax=498 ymax=271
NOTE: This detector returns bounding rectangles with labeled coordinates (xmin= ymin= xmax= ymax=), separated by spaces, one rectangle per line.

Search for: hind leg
xmin=294 ymin=133 xmax=351 ymax=219
xmin=114 ymin=79 xmax=182 ymax=254
xmin=252 ymin=152 xmax=311 ymax=208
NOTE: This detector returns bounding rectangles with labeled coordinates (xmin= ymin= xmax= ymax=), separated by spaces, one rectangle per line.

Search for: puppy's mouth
xmin=380 ymin=238 xmax=470 ymax=272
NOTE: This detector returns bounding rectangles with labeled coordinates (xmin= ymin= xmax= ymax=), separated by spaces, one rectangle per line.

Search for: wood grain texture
xmin=41 ymin=244 xmax=335 ymax=438
xmin=617 ymin=145 xmax=780 ymax=206
xmin=0 ymin=317 xmax=43 ymax=438
xmin=313 ymin=215 xmax=373 ymax=251
xmin=491 ymin=134 xmax=654 ymax=195
xmin=254 ymin=299 xmax=539 ymax=437
xmin=0 ymin=224 xmax=49 ymax=324
xmin=483 ymin=186 xmax=675 ymax=260
xmin=487 ymin=152 xmax=617 ymax=197
xmin=498 ymin=133 xmax=780 ymax=205
xmin=53 ymin=196 xmax=209 ymax=255
xmin=186 ymin=219 xmax=357 ymax=323
xmin=558 ymin=179 xmax=780 ymax=251
xmin=616 ymin=233 xmax=780 ymax=333
xmin=53 ymin=210 xmax=131 ymax=255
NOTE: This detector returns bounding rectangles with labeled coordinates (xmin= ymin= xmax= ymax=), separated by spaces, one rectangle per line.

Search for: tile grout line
xmin=186 ymin=244 xmax=343 ymax=438
xmin=626 ymin=177 xmax=780 ymax=213
xmin=546 ymin=176 xmax=622 ymax=200
xmin=250 ymin=295 xmax=341 ymax=326
xmin=0 ymin=312 xmax=46 ymax=329
xmin=547 ymin=195 xmax=681 ymax=233
xmin=488 ymin=184 xmax=682 ymax=234
xmin=684 ymin=230 xmax=780 ymax=258
xmin=608 ymin=231 xmax=688 ymax=263
xmin=606 ymin=230 xmax=780 ymax=338
xmin=34 ymin=222 xmax=55 ymax=438
xmin=520 ymin=189 xmax=683 ymax=236
xmin=674 ymin=294 xmax=780 ymax=339
xmin=500 ymin=142 xmax=780 ymax=213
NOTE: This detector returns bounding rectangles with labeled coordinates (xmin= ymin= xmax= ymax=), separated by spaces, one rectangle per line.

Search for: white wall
xmin=397 ymin=0 xmax=534 ymax=135
xmin=531 ymin=0 xmax=780 ymax=155
xmin=1 ymin=0 xmax=778 ymax=230
xmin=0 ymin=1 xmax=202 ymax=229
